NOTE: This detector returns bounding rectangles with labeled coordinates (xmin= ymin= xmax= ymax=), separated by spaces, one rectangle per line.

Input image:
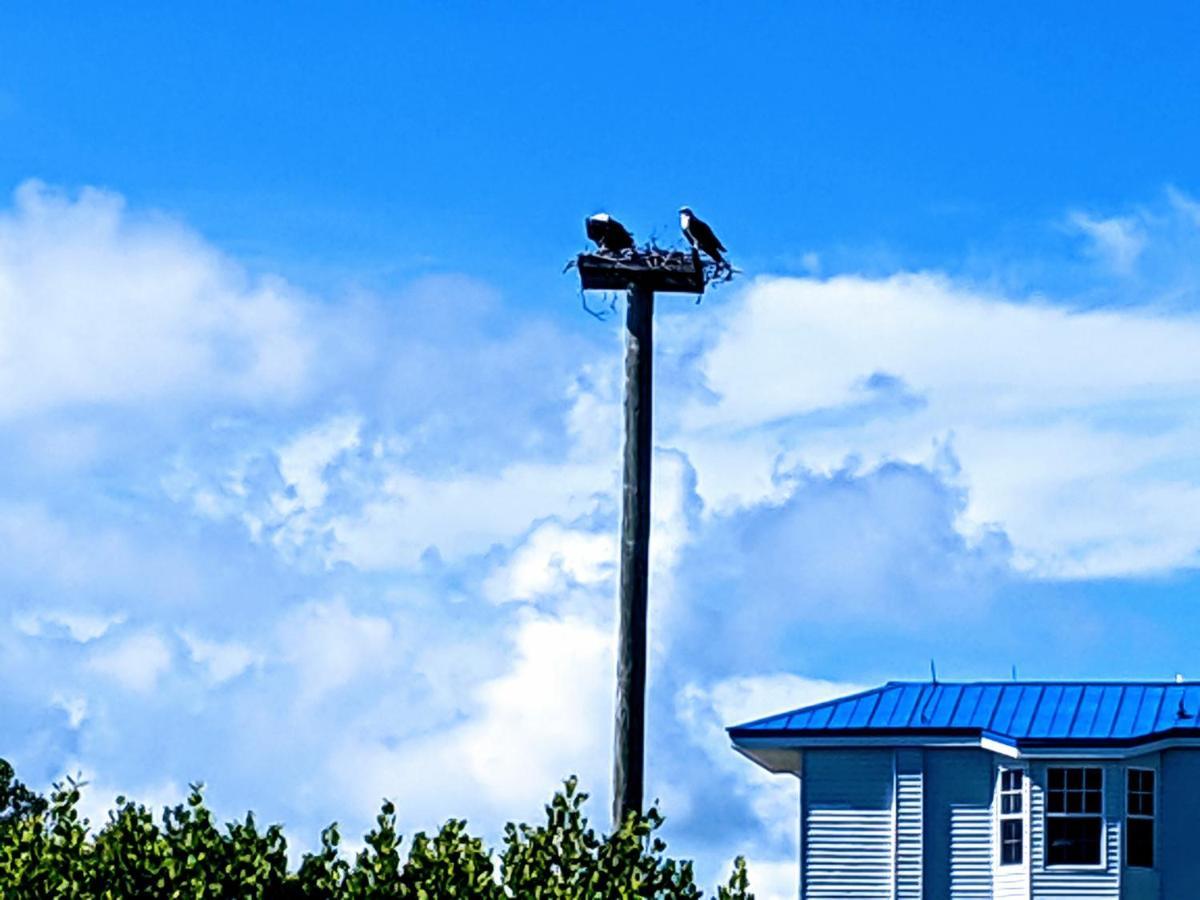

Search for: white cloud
xmin=1069 ymin=211 xmax=1146 ymax=272
xmin=484 ymin=521 xmax=615 ymax=603
xmin=275 ymin=416 xmax=362 ymax=514
xmin=179 ymin=630 xmax=260 ymax=684
xmin=328 ymin=460 xmax=613 ymax=570
xmin=676 ymin=274 xmax=1200 ymax=576
xmin=52 ymin=694 xmax=88 ymax=729
xmin=330 ymin=613 xmax=612 ymax=829
xmin=14 ymin=609 xmax=125 ymax=643
xmin=1166 ymin=185 xmax=1200 ymax=228
xmin=461 ymin=614 xmax=611 ymax=809
xmin=87 ymin=631 xmax=172 ymax=692
xmin=0 ymin=180 xmax=314 ymax=419
xmin=278 ymin=599 xmax=395 ymax=701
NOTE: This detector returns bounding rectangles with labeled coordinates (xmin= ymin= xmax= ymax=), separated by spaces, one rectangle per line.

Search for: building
xmin=728 ymin=681 xmax=1200 ymax=899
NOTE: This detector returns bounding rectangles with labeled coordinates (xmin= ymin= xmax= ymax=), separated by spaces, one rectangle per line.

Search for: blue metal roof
xmin=728 ymin=682 xmax=1200 ymax=748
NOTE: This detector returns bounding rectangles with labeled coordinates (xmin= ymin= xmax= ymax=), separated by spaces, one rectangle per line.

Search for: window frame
xmin=1125 ymin=767 xmax=1156 ymax=870
xmin=1044 ymin=765 xmax=1106 ymax=869
xmin=995 ymin=766 xmax=1027 ymax=867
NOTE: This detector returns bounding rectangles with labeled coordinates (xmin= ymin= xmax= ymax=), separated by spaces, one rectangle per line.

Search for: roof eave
xmin=730 ymin=728 xmax=1200 ymax=765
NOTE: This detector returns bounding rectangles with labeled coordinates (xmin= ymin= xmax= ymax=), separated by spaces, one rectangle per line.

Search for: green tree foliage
xmin=0 ymin=760 xmax=754 ymax=899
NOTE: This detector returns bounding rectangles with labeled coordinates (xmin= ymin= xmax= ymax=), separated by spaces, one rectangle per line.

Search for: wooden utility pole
xmin=575 ymin=249 xmax=704 ymax=827
xmin=613 ymin=282 xmax=653 ymax=824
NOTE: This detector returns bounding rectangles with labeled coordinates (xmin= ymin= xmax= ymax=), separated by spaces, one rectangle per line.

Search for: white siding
xmin=924 ymin=749 xmax=994 ymax=899
xmin=804 ymin=809 xmax=893 ymax=897
xmin=791 ymin=747 xmax=1198 ymax=899
xmin=950 ymin=803 xmax=993 ymax=897
xmin=894 ymin=749 xmax=923 ymax=899
xmin=1028 ymin=762 xmax=1119 ymax=899
xmin=801 ymin=750 xmax=893 ymax=899
xmin=993 ymin=860 xmax=1028 ymax=899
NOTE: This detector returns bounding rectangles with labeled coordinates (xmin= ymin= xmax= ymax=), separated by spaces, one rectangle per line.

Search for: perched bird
xmin=679 ymin=207 xmax=726 ymax=266
xmin=585 ymin=213 xmax=635 ymax=254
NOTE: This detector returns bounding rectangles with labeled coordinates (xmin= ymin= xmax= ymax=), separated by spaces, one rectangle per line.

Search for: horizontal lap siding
xmin=802 ymin=750 xmax=894 ymax=899
xmin=804 ymin=809 xmax=893 ymax=897
xmin=950 ymin=804 xmax=993 ymax=897
xmin=993 ymin=866 xmax=1028 ymax=899
xmin=895 ymin=763 xmax=923 ymax=899
xmin=923 ymin=749 xmax=994 ymax=899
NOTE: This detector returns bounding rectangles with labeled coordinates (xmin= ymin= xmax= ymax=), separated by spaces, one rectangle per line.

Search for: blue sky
xmin=2 ymin=5 xmax=1200 ymax=896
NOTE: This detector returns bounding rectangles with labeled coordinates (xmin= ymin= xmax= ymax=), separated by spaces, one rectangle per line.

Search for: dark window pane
xmin=1001 ymin=819 xmax=1023 ymax=865
xmin=1047 ymin=817 xmax=1103 ymax=866
xmin=1067 ymin=791 xmax=1083 ymax=813
xmin=1049 ymin=768 xmax=1065 ymax=790
xmin=1086 ymin=768 xmax=1102 ymax=790
xmin=1127 ymin=818 xmax=1154 ymax=868
xmin=1048 ymin=791 xmax=1065 ymax=814
xmin=1129 ymin=790 xmax=1152 ymax=817
xmin=1068 ymin=769 xmax=1084 ymax=790
xmin=1004 ymin=770 xmax=1022 ymax=791
xmin=1085 ymin=791 xmax=1102 ymax=814
xmin=1128 ymin=770 xmax=1155 ymax=816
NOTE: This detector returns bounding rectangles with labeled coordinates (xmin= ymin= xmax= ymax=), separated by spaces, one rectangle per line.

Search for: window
xmin=1046 ymin=767 xmax=1103 ymax=866
xmin=999 ymin=769 xmax=1024 ymax=865
xmin=1126 ymin=769 xmax=1154 ymax=868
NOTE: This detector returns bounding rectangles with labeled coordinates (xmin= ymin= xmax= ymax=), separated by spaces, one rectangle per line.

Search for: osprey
xmin=585 ymin=213 xmax=635 ymax=254
xmin=679 ymin=207 xmax=726 ymax=266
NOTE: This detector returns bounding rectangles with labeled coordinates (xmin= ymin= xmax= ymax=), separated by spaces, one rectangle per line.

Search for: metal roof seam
xmin=956 ymin=685 xmax=982 ymax=726
xmin=1024 ymin=685 xmax=1047 ymax=736
xmin=1046 ymin=684 xmax=1067 ymax=735
xmin=990 ymin=686 xmax=1021 ymax=735
xmin=857 ymin=690 xmax=882 ymax=727
xmin=1113 ymin=685 xmax=1139 ymax=737
xmin=943 ymin=685 xmax=967 ymax=724
xmin=1080 ymin=685 xmax=1109 ymax=737
xmin=916 ymin=684 xmax=935 ymax=725
xmin=1149 ymin=687 xmax=1168 ymax=735
xmin=1063 ymin=685 xmax=1088 ymax=737
xmin=984 ymin=686 xmax=1007 ymax=733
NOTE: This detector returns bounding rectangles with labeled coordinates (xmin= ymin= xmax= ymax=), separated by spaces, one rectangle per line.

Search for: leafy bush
xmin=0 ymin=762 xmax=753 ymax=898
